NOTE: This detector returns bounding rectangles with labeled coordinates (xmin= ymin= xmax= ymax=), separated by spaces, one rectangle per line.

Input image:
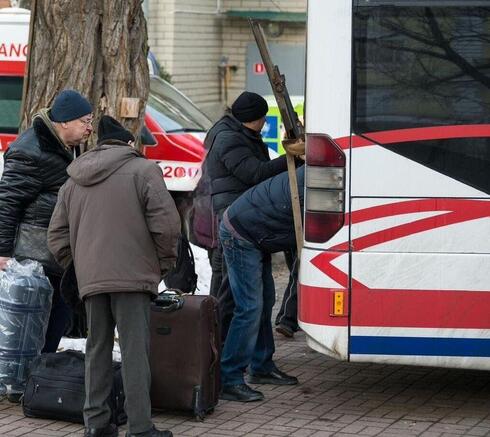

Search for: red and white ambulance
xmin=0 ymin=7 xmax=210 ymax=193
xmin=300 ymin=0 xmax=490 ymax=369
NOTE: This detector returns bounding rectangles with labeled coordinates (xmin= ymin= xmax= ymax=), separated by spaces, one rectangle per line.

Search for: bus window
xmin=353 ymin=2 xmax=490 ymax=193
xmin=0 ymin=77 xmax=23 ymax=134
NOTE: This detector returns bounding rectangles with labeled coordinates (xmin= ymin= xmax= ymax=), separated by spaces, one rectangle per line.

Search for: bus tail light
xmin=305 ymin=134 xmax=346 ymax=243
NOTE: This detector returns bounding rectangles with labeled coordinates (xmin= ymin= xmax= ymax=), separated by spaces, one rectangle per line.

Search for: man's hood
xmin=68 ymin=142 xmax=141 ymax=186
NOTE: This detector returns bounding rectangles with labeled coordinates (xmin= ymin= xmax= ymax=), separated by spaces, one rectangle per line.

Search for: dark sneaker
xmin=220 ymin=383 xmax=264 ymax=402
xmin=126 ymin=426 xmax=172 ymax=437
xmin=275 ymin=324 xmax=294 ymax=338
xmin=84 ymin=423 xmax=118 ymax=437
xmin=248 ymin=368 xmax=298 ymax=386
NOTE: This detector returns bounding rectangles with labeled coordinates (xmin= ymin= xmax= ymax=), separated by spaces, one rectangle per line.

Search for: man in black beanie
xmin=0 ymin=89 xmax=93 ymax=373
xmin=202 ymin=92 xmax=288 ymax=377
xmin=49 ymin=115 xmax=180 ymax=437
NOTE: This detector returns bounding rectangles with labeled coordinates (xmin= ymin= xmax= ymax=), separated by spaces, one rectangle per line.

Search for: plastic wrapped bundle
xmin=0 ymin=259 xmax=53 ymax=393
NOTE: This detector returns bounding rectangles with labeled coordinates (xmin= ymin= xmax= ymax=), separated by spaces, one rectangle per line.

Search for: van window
xmin=148 ymin=76 xmax=212 ymax=133
xmin=0 ymin=77 xmax=23 ymax=134
xmin=353 ymin=2 xmax=490 ymax=193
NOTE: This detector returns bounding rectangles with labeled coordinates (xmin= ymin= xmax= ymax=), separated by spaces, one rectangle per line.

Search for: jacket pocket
xmin=13 ymin=223 xmax=62 ymax=276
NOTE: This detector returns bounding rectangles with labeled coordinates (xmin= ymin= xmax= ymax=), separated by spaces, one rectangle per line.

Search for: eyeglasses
xmin=79 ymin=117 xmax=94 ymax=126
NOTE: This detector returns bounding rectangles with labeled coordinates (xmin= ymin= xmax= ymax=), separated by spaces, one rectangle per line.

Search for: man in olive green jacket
xmin=48 ymin=116 xmax=180 ymax=437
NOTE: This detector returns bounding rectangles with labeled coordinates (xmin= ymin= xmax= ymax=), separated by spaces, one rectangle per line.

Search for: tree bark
xmin=20 ymin=0 xmax=149 ymax=149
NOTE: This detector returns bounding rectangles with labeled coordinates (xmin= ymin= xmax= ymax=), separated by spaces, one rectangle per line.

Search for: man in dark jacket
xmin=48 ymin=116 xmax=180 ymax=437
xmin=206 ymin=92 xmax=288 ymax=343
xmin=0 ymin=89 xmax=93 ymax=354
xmin=219 ymin=166 xmax=304 ymax=402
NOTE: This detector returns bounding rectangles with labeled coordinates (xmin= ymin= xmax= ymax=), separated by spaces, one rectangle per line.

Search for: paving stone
xmin=0 ymin=263 xmax=488 ymax=436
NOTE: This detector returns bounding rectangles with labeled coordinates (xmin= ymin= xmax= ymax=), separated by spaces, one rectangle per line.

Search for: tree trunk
xmin=20 ymin=0 xmax=149 ymax=150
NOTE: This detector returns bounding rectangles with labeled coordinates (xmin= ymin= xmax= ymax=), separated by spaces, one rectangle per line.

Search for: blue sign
xmin=262 ymin=115 xmax=278 ymax=139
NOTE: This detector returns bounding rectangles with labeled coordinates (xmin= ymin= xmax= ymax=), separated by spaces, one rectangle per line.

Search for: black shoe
xmin=275 ymin=324 xmax=294 ymax=338
xmin=220 ymin=383 xmax=264 ymax=402
xmin=248 ymin=368 xmax=298 ymax=385
xmin=84 ymin=423 xmax=118 ymax=437
xmin=125 ymin=425 xmax=173 ymax=437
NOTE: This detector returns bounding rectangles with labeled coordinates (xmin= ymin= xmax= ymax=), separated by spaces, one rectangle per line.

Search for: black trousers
xmin=208 ymin=247 xmax=222 ymax=298
xmin=209 ymin=244 xmax=234 ymax=345
xmin=275 ymin=250 xmax=299 ymax=332
xmin=42 ymin=274 xmax=73 ymax=353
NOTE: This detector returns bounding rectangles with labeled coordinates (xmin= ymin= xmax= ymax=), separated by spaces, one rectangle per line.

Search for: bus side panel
xmin=348 ymin=198 xmax=490 ymax=370
xmin=349 ymin=198 xmax=490 ymax=255
xmin=350 ymin=144 xmax=487 ymax=199
xmin=299 ymin=247 xmax=349 ymax=360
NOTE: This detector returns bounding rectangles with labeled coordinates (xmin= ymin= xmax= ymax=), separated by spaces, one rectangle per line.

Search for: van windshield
xmin=147 ymin=76 xmax=212 ymax=133
xmin=0 ymin=77 xmax=23 ymax=134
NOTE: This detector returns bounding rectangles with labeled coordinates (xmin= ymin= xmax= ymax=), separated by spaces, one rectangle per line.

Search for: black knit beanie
xmin=231 ymin=92 xmax=269 ymax=123
xmin=97 ymin=115 xmax=135 ymax=144
xmin=50 ymin=89 xmax=92 ymax=122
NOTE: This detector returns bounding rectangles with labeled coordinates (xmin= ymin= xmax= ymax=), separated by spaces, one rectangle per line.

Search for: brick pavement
xmin=1 ymin=262 xmax=490 ymax=436
xmin=2 ymin=331 xmax=490 ymax=436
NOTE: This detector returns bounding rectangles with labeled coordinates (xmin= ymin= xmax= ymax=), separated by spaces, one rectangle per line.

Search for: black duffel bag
xmin=22 ymin=350 xmax=126 ymax=425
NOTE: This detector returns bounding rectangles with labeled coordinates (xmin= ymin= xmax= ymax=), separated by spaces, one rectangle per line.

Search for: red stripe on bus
xmin=299 ymin=284 xmax=349 ymax=327
xmin=299 ymin=283 xmax=490 ymax=329
xmin=306 ymin=199 xmax=490 ymax=327
xmin=334 ymin=124 xmax=490 ymax=150
xmin=348 ymin=199 xmax=489 ymax=252
xmin=350 ymin=287 xmax=490 ymax=329
xmin=312 ymin=199 xmax=489 ymax=288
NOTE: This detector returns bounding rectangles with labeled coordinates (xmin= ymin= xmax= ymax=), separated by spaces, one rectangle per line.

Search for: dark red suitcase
xmin=149 ymin=293 xmax=220 ymax=419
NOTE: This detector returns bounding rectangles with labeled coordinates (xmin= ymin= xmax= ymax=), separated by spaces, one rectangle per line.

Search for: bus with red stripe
xmin=300 ymin=0 xmax=490 ymax=369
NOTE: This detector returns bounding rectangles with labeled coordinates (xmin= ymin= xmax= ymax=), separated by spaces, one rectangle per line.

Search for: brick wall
xmin=146 ymin=0 xmax=306 ymax=120
xmin=147 ymin=0 xmax=176 ymax=73
xmin=147 ymin=0 xmax=223 ymax=118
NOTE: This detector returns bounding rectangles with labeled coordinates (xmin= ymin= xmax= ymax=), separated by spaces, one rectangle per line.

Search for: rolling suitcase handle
xmin=152 ymin=293 xmax=184 ymax=313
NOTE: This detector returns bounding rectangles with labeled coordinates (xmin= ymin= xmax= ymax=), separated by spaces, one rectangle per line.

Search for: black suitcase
xmin=150 ymin=293 xmax=220 ymax=419
xmin=22 ymin=350 xmax=127 ymax=425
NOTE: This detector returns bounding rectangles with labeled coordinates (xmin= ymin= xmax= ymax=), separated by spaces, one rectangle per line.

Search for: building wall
xmin=146 ymin=0 xmax=223 ymax=118
xmin=146 ymin=0 xmax=306 ymax=120
xmin=223 ymin=0 xmax=306 ymax=13
xmin=221 ymin=19 xmax=305 ymax=104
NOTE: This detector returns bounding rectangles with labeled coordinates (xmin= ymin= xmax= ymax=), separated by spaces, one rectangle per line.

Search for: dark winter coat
xmin=48 ymin=141 xmax=181 ymax=299
xmin=206 ymin=114 xmax=287 ymax=215
xmin=227 ymin=166 xmax=305 ymax=253
xmin=0 ymin=112 xmax=74 ymax=261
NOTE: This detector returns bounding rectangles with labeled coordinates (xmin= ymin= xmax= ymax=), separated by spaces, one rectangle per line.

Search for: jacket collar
xmin=32 ymin=109 xmax=74 ymax=162
xmin=219 ymin=114 xmax=263 ymax=141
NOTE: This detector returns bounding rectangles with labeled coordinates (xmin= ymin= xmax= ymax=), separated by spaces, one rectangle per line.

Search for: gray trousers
xmin=84 ymin=292 xmax=152 ymax=434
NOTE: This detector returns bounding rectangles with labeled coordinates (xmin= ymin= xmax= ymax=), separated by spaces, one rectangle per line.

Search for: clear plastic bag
xmin=0 ymin=258 xmax=53 ymax=394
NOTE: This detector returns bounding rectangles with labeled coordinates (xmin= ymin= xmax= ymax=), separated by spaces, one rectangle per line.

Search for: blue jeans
xmin=219 ymin=221 xmax=276 ymax=386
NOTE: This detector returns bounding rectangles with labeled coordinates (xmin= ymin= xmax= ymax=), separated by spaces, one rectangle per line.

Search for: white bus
xmin=299 ymin=0 xmax=490 ymax=370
